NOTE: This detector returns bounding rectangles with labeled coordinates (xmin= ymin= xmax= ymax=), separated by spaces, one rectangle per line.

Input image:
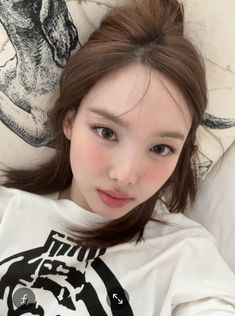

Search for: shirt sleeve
xmin=168 ymin=234 xmax=235 ymax=315
xmin=0 ymin=186 xmax=18 ymax=223
xmin=173 ymin=297 xmax=235 ymax=315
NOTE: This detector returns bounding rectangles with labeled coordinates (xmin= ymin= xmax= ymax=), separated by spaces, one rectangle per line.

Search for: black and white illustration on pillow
xmin=196 ymin=113 xmax=235 ymax=178
xmin=0 ymin=0 xmax=79 ymax=147
xmin=0 ymin=230 xmax=133 ymax=315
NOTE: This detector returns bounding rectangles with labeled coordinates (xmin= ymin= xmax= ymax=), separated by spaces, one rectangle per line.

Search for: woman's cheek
xmin=143 ymin=161 xmax=176 ymax=188
xmin=80 ymin=142 xmax=110 ymax=172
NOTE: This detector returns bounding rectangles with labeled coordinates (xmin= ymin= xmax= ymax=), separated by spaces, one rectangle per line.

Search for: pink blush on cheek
xmin=81 ymin=144 xmax=109 ymax=171
xmin=143 ymin=163 xmax=175 ymax=187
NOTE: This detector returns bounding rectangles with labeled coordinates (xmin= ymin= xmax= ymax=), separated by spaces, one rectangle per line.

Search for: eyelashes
xmin=90 ymin=125 xmax=176 ymax=156
xmin=151 ymin=144 xmax=175 ymax=156
xmin=92 ymin=125 xmax=117 ymax=141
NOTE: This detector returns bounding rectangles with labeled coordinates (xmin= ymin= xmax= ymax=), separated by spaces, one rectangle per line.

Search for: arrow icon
xmin=113 ymin=293 xmax=124 ymax=304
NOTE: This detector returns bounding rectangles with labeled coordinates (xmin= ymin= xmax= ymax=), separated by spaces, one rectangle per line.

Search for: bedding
xmin=183 ymin=0 xmax=235 ymax=179
xmin=185 ymin=141 xmax=235 ymax=273
xmin=0 ymin=0 xmax=124 ymax=173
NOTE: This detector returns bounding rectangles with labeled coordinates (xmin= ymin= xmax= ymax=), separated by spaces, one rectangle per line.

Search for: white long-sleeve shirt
xmin=0 ymin=186 xmax=235 ymax=315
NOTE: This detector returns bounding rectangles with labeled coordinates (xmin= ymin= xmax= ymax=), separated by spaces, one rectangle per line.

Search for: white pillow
xmin=185 ymin=142 xmax=235 ymax=273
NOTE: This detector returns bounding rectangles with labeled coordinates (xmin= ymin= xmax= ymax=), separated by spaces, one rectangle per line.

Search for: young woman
xmin=1 ymin=0 xmax=235 ymax=314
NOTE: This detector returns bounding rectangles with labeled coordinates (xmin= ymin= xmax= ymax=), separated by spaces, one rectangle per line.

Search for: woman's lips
xmin=101 ymin=189 xmax=131 ymax=199
xmin=97 ymin=190 xmax=133 ymax=208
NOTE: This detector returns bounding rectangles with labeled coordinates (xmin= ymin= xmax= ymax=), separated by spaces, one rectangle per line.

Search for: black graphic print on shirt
xmin=0 ymin=230 xmax=134 ymax=315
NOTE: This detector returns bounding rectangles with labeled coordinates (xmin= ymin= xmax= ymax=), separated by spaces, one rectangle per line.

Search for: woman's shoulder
xmin=145 ymin=200 xmax=217 ymax=248
xmin=0 ymin=186 xmax=58 ymax=219
xmin=0 ymin=186 xmax=58 ymax=202
xmin=0 ymin=186 xmax=24 ymax=213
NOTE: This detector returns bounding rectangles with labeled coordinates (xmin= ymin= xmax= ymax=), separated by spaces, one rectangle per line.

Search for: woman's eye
xmin=91 ymin=126 xmax=174 ymax=155
xmin=152 ymin=144 xmax=174 ymax=156
xmin=93 ymin=126 xmax=117 ymax=141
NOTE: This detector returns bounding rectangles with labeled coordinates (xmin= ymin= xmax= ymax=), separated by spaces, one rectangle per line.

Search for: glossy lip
xmin=97 ymin=190 xmax=133 ymax=208
xmin=100 ymin=189 xmax=132 ymax=199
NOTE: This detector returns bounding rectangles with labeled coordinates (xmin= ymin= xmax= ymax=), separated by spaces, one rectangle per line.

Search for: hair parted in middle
xmin=3 ymin=0 xmax=207 ymax=247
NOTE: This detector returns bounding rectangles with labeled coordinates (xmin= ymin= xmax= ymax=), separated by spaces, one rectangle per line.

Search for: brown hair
xmin=2 ymin=0 xmax=207 ymax=247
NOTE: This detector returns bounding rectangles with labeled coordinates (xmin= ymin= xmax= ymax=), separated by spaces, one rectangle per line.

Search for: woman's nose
xmin=109 ymin=152 xmax=139 ymax=187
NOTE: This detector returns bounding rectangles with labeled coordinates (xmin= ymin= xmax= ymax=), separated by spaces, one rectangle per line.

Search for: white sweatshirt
xmin=0 ymin=186 xmax=235 ymax=315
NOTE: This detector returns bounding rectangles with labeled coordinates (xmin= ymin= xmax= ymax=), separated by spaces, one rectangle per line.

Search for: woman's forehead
xmin=81 ymin=63 xmax=192 ymax=133
xmin=83 ymin=63 xmax=151 ymax=111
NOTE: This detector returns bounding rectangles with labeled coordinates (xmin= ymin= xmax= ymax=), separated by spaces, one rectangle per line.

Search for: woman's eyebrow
xmin=87 ymin=107 xmax=185 ymax=141
xmin=87 ymin=107 xmax=128 ymax=128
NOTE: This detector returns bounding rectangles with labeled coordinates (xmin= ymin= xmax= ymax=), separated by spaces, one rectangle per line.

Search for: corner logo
xmin=12 ymin=287 xmax=35 ymax=310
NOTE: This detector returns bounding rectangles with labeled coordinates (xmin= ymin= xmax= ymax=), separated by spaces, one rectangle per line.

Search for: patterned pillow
xmin=0 ymin=0 xmax=234 ymax=178
xmin=0 ymin=0 xmax=123 ymax=173
xmin=183 ymin=0 xmax=235 ymax=178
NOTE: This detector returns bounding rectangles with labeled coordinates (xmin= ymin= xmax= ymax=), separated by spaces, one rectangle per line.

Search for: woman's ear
xmin=63 ymin=110 xmax=76 ymax=140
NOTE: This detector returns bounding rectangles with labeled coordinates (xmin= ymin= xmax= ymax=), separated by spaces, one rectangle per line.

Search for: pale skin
xmin=62 ymin=63 xmax=192 ymax=219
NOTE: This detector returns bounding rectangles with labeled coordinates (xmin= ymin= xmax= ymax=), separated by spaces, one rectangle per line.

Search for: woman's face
xmin=63 ymin=63 xmax=191 ymax=219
